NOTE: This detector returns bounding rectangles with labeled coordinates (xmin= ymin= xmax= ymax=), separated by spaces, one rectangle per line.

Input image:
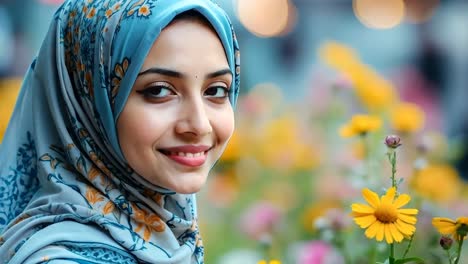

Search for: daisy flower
xmin=432 ymin=217 xmax=468 ymax=241
xmin=351 ymin=187 xmax=418 ymax=244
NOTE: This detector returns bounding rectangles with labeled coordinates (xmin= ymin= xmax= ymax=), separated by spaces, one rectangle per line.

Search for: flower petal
xmin=398 ymin=208 xmax=418 ymax=215
xmin=393 ymin=194 xmax=411 ymax=208
xmin=362 ymin=188 xmax=380 ymax=208
xmin=395 ymin=219 xmax=416 ymax=236
xmin=385 ymin=224 xmax=393 ymax=244
xmin=376 ymin=222 xmax=385 ymax=241
xmin=354 ymin=214 xmax=377 ymax=228
xmin=456 ymin=217 xmax=468 ymax=225
xmin=351 ymin=204 xmax=375 ymax=214
xmin=398 ymin=213 xmax=417 ymax=224
xmin=432 ymin=217 xmax=457 ymax=235
xmin=365 ymin=221 xmax=381 ymax=239
xmin=390 ymin=223 xmax=404 ymax=242
xmin=381 ymin=187 xmax=396 ymax=204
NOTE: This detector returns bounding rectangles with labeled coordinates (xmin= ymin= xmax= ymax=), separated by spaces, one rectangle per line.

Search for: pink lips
xmin=159 ymin=145 xmax=211 ymax=167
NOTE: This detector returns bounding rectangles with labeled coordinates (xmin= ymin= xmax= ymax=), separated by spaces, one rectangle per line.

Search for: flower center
xmin=374 ymin=203 xmax=398 ymax=223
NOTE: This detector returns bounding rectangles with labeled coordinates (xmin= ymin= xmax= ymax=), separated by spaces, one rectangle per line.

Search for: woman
xmin=0 ymin=0 xmax=240 ymax=263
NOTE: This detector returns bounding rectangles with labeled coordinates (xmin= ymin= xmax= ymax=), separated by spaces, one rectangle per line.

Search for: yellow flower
xmin=432 ymin=217 xmax=468 ymax=241
xmin=258 ymin=260 xmax=281 ymax=264
xmin=256 ymin=115 xmax=319 ymax=170
xmin=354 ymin=75 xmax=397 ymax=111
xmin=318 ymin=41 xmax=360 ymax=72
xmin=351 ymin=187 xmax=418 ymax=244
xmin=339 ymin=114 xmax=382 ymax=138
xmin=410 ymin=164 xmax=462 ymax=203
xmin=390 ymin=102 xmax=425 ymax=133
xmin=0 ymin=78 xmax=22 ymax=143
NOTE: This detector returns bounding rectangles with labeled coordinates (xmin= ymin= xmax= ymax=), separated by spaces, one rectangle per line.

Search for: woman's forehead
xmin=139 ymin=20 xmax=229 ymax=72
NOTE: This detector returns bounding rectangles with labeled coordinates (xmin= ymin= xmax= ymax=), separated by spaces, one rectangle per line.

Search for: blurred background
xmin=1 ymin=0 xmax=468 ymax=263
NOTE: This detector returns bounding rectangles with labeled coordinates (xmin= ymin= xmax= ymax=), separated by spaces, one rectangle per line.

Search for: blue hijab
xmin=0 ymin=0 xmax=240 ymax=263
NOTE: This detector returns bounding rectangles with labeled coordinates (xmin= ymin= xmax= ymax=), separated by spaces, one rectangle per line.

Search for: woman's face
xmin=117 ymin=19 xmax=234 ymax=194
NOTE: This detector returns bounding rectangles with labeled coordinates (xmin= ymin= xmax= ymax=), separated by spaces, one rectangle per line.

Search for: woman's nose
xmin=175 ymin=98 xmax=212 ymax=137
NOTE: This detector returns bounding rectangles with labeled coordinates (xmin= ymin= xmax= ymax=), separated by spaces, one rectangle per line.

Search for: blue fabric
xmin=0 ymin=0 xmax=240 ymax=263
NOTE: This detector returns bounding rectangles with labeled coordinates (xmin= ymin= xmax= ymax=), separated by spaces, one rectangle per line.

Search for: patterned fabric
xmin=0 ymin=0 xmax=240 ymax=263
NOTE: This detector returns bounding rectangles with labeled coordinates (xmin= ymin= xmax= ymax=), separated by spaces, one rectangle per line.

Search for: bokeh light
xmin=353 ymin=0 xmax=405 ymax=29
xmin=236 ymin=0 xmax=296 ymax=37
xmin=404 ymin=0 xmax=440 ymax=23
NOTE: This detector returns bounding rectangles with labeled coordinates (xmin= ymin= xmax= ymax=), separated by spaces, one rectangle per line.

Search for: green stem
xmin=362 ymin=133 xmax=371 ymax=181
xmin=387 ymin=150 xmax=397 ymax=189
xmin=454 ymin=238 xmax=464 ymax=264
xmin=387 ymin=149 xmax=397 ymax=264
xmin=402 ymin=234 xmax=414 ymax=259
xmin=446 ymin=249 xmax=453 ymax=264
xmin=390 ymin=243 xmax=395 ymax=264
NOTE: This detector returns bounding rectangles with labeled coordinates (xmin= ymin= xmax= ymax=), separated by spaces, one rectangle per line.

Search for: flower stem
xmin=402 ymin=234 xmax=414 ymax=259
xmin=387 ymin=148 xmax=397 ymax=264
xmin=446 ymin=249 xmax=453 ymax=264
xmin=390 ymin=243 xmax=395 ymax=264
xmin=454 ymin=238 xmax=464 ymax=264
xmin=387 ymin=150 xmax=397 ymax=189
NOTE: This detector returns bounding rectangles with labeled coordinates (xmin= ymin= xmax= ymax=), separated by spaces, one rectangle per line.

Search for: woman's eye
xmin=205 ymin=86 xmax=229 ymax=98
xmin=137 ymin=85 xmax=175 ymax=99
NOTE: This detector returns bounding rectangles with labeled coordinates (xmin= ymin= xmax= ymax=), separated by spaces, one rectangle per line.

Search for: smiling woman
xmin=0 ymin=1 xmax=239 ymax=263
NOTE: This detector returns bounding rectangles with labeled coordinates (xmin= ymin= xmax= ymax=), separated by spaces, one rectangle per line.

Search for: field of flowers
xmin=1 ymin=41 xmax=467 ymax=264
xmin=198 ymin=42 xmax=468 ymax=263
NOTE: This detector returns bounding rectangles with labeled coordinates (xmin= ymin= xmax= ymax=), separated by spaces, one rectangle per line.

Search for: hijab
xmin=0 ymin=0 xmax=240 ymax=263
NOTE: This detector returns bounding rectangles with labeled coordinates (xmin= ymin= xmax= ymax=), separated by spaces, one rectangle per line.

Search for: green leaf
xmin=394 ymin=257 xmax=425 ymax=264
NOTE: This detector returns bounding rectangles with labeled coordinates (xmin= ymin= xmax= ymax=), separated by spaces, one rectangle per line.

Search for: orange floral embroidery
xmin=89 ymin=152 xmax=111 ymax=176
xmin=138 ymin=5 xmax=151 ymax=16
xmin=111 ymin=58 xmax=129 ymax=99
xmin=85 ymin=71 xmax=93 ymax=97
xmin=66 ymin=143 xmax=75 ymax=150
xmin=12 ymin=214 xmax=31 ymax=226
xmin=143 ymin=189 xmax=164 ymax=206
xmin=132 ymin=205 xmax=166 ymax=241
xmin=86 ymin=187 xmax=104 ymax=205
xmin=103 ymin=201 xmax=115 ymax=215
xmin=86 ymin=7 xmax=96 ymax=18
xmin=105 ymin=9 xmax=113 ymax=18
xmin=87 ymin=165 xmax=100 ymax=181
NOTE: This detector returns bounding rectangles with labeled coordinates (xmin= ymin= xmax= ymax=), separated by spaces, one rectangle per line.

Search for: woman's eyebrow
xmin=205 ymin=68 xmax=232 ymax=79
xmin=137 ymin=67 xmax=232 ymax=79
xmin=138 ymin=68 xmax=182 ymax=77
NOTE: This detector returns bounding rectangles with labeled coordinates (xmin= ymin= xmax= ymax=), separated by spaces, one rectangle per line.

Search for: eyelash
xmin=136 ymin=83 xmax=230 ymax=102
xmin=204 ymin=86 xmax=230 ymax=99
xmin=137 ymin=84 xmax=175 ymax=100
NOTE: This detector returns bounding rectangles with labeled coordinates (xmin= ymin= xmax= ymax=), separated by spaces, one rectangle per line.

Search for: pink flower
xmin=239 ymin=201 xmax=282 ymax=240
xmin=298 ymin=241 xmax=344 ymax=264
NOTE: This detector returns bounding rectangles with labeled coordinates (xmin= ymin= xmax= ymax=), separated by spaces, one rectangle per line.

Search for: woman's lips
xmin=158 ymin=145 xmax=211 ymax=167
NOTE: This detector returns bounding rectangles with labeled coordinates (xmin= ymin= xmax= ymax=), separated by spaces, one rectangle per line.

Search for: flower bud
xmin=384 ymin=135 xmax=402 ymax=149
xmin=457 ymin=223 xmax=468 ymax=239
xmin=439 ymin=236 xmax=453 ymax=250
